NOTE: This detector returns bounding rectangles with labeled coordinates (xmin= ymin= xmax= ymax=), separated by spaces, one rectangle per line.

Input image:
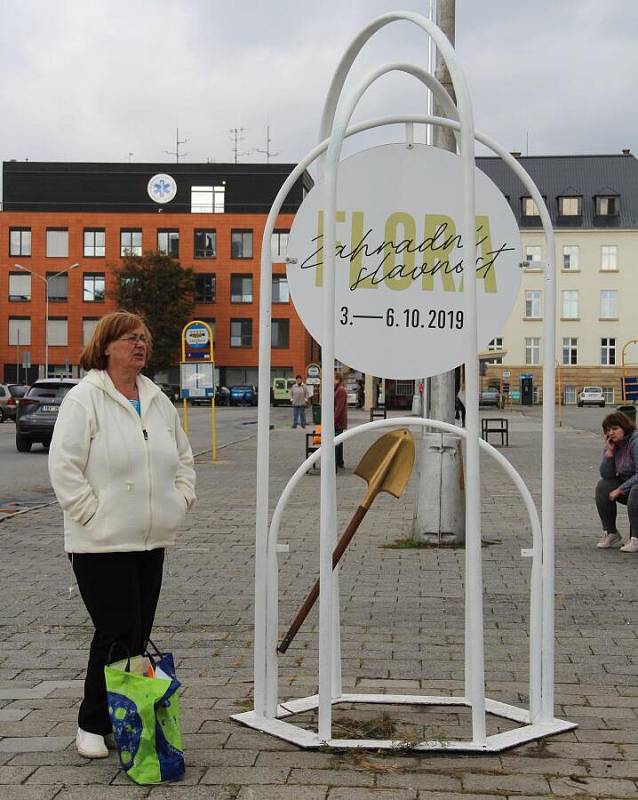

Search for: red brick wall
xmin=0 ymin=210 xmax=311 ymax=378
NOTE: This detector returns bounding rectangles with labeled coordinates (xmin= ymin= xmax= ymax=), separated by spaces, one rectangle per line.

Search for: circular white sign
xmin=186 ymin=324 xmax=210 ymax=347
xmin=287 ymin=144 xmax=521 ymax=379
xmin=307 ymin=364 xmax=321 ymax=378
xmin=148 ymin=173 xmax=177 ymax=204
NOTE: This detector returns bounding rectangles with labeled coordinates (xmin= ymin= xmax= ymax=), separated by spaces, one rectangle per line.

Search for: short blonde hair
xmin=80 ymin=311 xmax=153 ymax=371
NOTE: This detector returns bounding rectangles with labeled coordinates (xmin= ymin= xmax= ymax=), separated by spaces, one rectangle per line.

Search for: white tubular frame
xmin=242 ymin=11 xmax=574 ymax=752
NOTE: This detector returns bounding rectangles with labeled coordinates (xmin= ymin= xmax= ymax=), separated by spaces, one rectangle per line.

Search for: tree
xmin=114 ymin=251 xmax=196 ymax=377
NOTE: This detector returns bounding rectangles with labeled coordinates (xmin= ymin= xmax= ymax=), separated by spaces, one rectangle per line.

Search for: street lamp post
xmin=15 ymin=262 xmax=79 ymax=378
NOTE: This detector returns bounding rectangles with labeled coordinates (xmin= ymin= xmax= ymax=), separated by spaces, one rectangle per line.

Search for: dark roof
xmin=476 ymin=153 xmax=638 ymax=228
xmin=1 ymin=161 xmax=314 ymax=214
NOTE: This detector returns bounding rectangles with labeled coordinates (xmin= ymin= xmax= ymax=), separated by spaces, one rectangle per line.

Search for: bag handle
xmin=144 ymin=637 xmax=166 ymax=665
xmin=107 ymin=641 xmax=131 ymax=672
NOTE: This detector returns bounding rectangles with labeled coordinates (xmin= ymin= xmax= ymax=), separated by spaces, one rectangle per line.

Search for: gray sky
xmin=0 ymin=0 xmax=636 ymax=169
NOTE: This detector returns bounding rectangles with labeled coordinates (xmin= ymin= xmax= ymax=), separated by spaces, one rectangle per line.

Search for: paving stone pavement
xmin=1 ymin=408 xmax=637 ymax=799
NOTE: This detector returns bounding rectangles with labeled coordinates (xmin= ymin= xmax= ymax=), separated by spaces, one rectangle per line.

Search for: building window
xmin=561 ymin=290 xmax=579 ymax=319
xmin=600 ymin=289 xmax=618 ymax=319
xmin=47 ymin=273 xmax=68 ymax=302
xmin=271 ymin=230 xmax=289 ymax=261
xmin=46 ymin=228 xmax=68 ymax=258
xmin=601 ymin=337 xmax=616 ymax=366
xmin=602 ymin=386 xmax=615 ymax=403
xmin=231 ymin=274 xmax=253 ymax=303
xmin=84 ymin=229 xmax=105 ymax=257
xmin=524 ymin=290 xmax=542 ymax=319
xmin=8 ymin=273 xmax=31 ymax=301
xmin=562 ymin=337 xmax=578 ymax=365
xmin=272 ymin=274 xmax=289 ymax=303
xmin=521 ymin=197 xmax=540 ymax=217
xmin=525 ymin=337 xmax=541 ymax=365
xmin=199 ymin=318 xmax=216 ymax=338
xmin=564 ymin=386 xmax=577 ymax=405
xmin=524 ymin=245 xmax=542 ymax=268
xmin=485 ymin=338 xmax=503 ymax=364
xmin=9 ymin=227 xmax=31 ymax=257
xmin=231 ymin=229 xmax=253 ymax=259
xmin=83 ymin=273 xmax=105 ymax=303
xmin=47 ymin=318 xmax=68 ymax=346
xmin=191 ymin=185 xmax=225 ymax=213
xmin=9 ymin=317 xmax=31 ymax=346
xmin=595 ymin=196 xmax=619 ymax=216
xmin=157 ymin=229 xmax=179 ymax=257
xmin=563 ymin=245 xmax=579 ymax=270
xmin=230 ymin=319 xmax=252 ymax=347
xmin=558 ymin=196 xmax=582 ymax=216
xmin=194 ymin=229 xmax=216 ymax=258
xmin=82 ymin=318 xmax=99 ymax=345
xmin=601 ymin=245 xmax=617 ymax=271
xmin=271 ymin=319 xmax=290 ymax=349
xmin=195 ymin=274 xmax=216 ymax=303
xmin=121 ymin=229 xmax=142 ymax=256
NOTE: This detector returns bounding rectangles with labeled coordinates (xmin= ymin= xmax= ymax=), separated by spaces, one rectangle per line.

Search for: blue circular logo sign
xmin=147 ymin=173 xmax=177 ymax=204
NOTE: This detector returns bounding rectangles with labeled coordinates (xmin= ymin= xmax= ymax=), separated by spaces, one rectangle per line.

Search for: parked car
xmin=578 ymin=386 xmax=605 ymax=408
xmin=230 ymin=384 xmax=258 ymax=406
xmin=271 ymin=377 xmax=296 ymax=406
xmin=15 ymin=378 xmax=79 ymax=452
xmin=0 ymin=383 xmax=29 ymax=422
xmin=479 ymin=387 xmax=502 ymax=407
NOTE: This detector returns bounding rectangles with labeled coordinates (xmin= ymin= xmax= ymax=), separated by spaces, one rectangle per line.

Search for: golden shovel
xmin=278 ymin=428 xmax=415 ymax=654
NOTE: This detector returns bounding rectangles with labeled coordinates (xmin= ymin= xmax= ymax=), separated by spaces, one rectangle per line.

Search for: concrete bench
xmin=481 ymin=417 xmax=509 ymax=447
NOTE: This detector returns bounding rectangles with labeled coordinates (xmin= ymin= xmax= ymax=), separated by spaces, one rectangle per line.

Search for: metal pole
xmin=45 ymin=279 xmax=49 ymax=378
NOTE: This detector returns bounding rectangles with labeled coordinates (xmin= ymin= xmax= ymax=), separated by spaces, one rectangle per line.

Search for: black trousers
xmin=595 ymin=479 xmax=638 ymax=538
xmin=335 ymin=428 xmax=344 ymax=468
xmin=71 ymin=549 xmax=165 ymax=734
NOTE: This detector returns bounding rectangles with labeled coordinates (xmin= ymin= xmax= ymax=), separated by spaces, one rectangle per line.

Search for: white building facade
xmin=477 ymin=151 xmax=638 ymax=404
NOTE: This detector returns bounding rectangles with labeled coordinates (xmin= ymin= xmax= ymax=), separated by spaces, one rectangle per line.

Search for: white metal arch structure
xmin=235 ymin=418 xmax=575 ymax=750
xmin=239 ymin=11 xmax=574 ymax=751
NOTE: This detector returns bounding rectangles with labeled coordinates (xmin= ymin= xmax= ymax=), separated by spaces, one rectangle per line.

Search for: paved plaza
xmin=1 ymin=407 xmax=638 ymax=799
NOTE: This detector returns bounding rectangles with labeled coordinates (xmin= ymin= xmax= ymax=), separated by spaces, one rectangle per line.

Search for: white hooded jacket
xmin=48 ymin=370 xmax=196 ymax=553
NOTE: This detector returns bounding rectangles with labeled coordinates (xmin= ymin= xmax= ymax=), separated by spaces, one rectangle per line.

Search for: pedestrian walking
xmin=595 ymin=411 xmax=638 ymax=551
xmin=290 ymin=374 xmax=309 ymax=428
xmin=48 ymin=311 xmax=196 ymax=759
xmin=334 ymin=373 xmax=348 ymax=469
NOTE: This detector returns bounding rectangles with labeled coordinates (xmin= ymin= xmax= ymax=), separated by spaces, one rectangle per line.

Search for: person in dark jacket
xmin=595 ymin=411 xmax=638 ymax=551
xmin=334 ymin=374 xmax=348 ymax=469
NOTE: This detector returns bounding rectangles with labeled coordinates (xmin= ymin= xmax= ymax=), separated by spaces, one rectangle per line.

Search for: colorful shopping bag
xmin=104 ymin=640 xmax=184 ymax=784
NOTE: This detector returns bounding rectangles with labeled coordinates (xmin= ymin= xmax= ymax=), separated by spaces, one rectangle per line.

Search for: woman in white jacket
xmin=48 ymin=311 xmax=196 ymax=759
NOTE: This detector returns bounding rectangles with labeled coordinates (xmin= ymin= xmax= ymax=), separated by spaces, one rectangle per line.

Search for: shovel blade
xmin=354 ymin=428 xmax=415 ymax=501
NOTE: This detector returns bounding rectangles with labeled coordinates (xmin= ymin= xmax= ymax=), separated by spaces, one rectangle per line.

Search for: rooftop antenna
xmin=229 ymin=127 xmax=251 ymax=163
xmin=164 ymin=128 xmax=189 ymax=163
xmin=128 ymin=152 xmax=134 ymax=163
xmin=255 ymin=125 xmax=280 ymax=163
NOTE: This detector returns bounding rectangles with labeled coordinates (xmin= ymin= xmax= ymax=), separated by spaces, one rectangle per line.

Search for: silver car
xmin=0 ymin=383 xmax=29 ymax=422
xmin=577 ymin=386 xmax=605 ymax=408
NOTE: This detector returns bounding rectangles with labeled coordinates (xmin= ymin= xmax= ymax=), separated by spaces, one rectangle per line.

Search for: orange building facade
xmin=0 ymin=161 xmax=314 ymax=387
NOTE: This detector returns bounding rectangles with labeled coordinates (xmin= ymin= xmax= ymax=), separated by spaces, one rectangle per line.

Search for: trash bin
xmin=312 ymin=404 xmax=321 ymax=425
xmin=617 ymin=405 xmax=637 ymax=421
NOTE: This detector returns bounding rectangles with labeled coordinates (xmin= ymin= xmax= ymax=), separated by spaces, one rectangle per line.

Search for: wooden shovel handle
xmin=278 ymin=505 xmax=368 ymax=653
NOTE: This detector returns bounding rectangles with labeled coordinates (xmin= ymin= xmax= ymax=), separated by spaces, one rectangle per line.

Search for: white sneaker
xmin=597 ymin=532 xmax=622 ymax=549
xmin=620 ymin=537 xmax=638 ymax=553
xmin=76 ymin=727 xmax=109 ymax=758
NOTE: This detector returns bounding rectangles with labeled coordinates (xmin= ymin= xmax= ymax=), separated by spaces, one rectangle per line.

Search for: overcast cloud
xmin=0 ymin=0 xmax=636 ymax=174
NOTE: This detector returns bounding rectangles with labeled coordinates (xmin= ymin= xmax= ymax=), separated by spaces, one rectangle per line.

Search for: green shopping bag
xmin=104 ymin=640 xmax=184 ymax=785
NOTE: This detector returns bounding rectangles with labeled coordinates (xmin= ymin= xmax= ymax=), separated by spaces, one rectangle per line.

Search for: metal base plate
xmin=231 ymin=693 xmax=577 ymax=752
